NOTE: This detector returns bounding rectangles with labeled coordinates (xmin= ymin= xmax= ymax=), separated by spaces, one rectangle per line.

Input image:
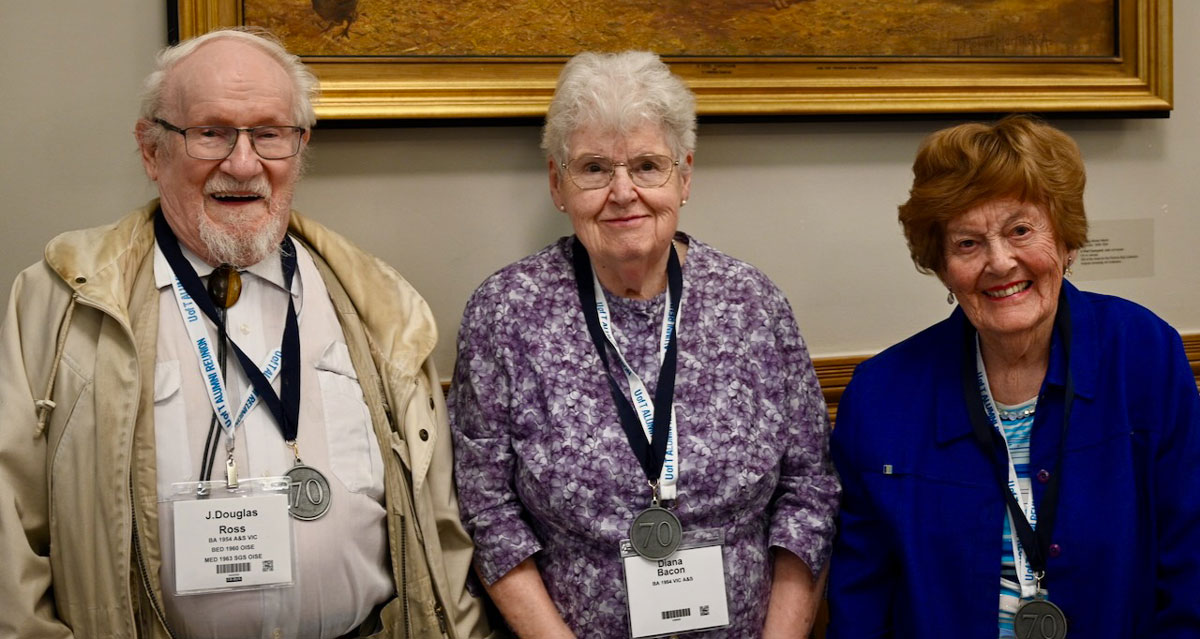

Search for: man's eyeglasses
xmin=155 ymin=118 xmax=306 ymax=161
xmin=561 ymin=154 xmax=679 ymax=190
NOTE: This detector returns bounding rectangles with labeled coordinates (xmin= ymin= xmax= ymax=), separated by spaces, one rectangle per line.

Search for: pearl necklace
xmin=997 ymin=404 xmax=1037 ymax=421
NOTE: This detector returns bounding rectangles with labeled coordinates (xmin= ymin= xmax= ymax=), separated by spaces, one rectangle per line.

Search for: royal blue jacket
xmin=827 ymin=282 xmax=1200 ymax=638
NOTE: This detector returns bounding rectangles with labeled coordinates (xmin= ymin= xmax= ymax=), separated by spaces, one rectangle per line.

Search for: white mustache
xmin=204 ymin=174 xmax=272 ymax=198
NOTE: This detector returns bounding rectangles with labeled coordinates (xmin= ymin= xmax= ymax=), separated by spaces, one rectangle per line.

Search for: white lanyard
xmin=167 ymin=273 xmax=284 ymax=440
xmin=592 ymin=271 xmax=681 ymax=500
xmin=975 ymin=336 xmax=1039 ymax=598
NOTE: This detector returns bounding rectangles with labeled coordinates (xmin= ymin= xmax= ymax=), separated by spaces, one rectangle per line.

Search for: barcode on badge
xmin=263 ymin=560 xmax=274 ymax=573
xmin=661 ymin=607 xmax=692 ymax=620
xmin=700 ymin=605 xmax=710 ymax=617
xmin=216 ymin=562 xmax=251 ymax=574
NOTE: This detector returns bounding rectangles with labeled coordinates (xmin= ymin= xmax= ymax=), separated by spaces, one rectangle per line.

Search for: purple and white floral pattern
xmin=449 ymin=235 xmax=840 ymax=637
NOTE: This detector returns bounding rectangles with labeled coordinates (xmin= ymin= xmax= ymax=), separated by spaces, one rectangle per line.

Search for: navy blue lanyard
xmin=961 ymin=289 xmax=1074 ymax=583
xmin=572 ymin=237 xmax=682 ymax=486
xmin=154 ymin=210 xmax=302 ymax=442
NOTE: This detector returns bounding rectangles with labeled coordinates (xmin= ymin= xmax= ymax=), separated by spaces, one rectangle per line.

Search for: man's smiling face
xmin=139 ymin=37 xmax=308 ymax=267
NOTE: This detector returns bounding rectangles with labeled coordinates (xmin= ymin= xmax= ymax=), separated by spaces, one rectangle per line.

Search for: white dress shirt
xmin=152 ymin=239 xmax=393 ymax=639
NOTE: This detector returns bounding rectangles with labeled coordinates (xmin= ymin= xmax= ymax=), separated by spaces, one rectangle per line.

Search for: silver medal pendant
xmin=285 ymin=463 xmax=332 ymax=521
xmin=629 ymin=506 xmax=682 ymax=560
xmin=1014 ymin=597 xmax=1068 ymax=639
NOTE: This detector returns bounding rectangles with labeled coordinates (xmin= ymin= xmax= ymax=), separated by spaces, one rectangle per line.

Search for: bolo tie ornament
xmin=207 ymin=265 xmax=242 ymax=309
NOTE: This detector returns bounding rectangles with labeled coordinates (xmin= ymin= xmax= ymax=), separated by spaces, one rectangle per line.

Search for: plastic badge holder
xmin=165 ymin=476 xmax=297 ymax=595
xmin=620 ymin=527 xmax=731 ymax=638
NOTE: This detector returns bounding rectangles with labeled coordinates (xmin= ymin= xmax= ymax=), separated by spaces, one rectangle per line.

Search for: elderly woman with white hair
xmin=448 ymin=51 xmax=840 ymax=638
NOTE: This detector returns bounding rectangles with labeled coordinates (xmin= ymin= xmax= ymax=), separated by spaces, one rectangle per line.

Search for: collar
xmin=43 ymin=200 xmax=438 ymax=382
xmin=934 ymin=282 xmax=1097 ymax=446
xmin=43 ymin=200 xmax=160 ymax=325
xmin=153 ymin=239 xmax=295 ymax=298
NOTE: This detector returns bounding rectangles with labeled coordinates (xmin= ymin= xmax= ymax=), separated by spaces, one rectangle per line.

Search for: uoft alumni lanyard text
xmin=961 ymin=289 xmax=1074 ymax=639
xmin=156 ymin=211 xmax=330 ymax=520
xmin=572 ymin=237 xmax=684 ymax=560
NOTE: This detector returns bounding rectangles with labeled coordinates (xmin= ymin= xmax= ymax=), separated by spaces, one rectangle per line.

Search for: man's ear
xmin=134 ymin=119 xmax=161 ymax=181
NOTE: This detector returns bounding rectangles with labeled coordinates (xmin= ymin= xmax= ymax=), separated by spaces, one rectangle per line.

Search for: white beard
xmin=198 ymin=212 xmax=283 ymax=267
xmin=199 ymin=174 xmax=290 ymax=267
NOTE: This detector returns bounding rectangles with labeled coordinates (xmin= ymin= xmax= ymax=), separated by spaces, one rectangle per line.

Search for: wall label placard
xmin=1075 ymin=219 xmax=1154 ymax=281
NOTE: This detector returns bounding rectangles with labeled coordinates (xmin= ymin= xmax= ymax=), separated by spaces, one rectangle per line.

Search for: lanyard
xmin=154 ymin=211 xmax=302 ymax=443
xmin=974 ymin=338 xmax=1039 ymax=597
xmin=572 ymin=237 xmax=683 ymax=500
xmin=590 ymin=252 xmax=682 ymax=499
xmin=961 ymin=289 xmax=1073 ymax=595
xmin=167 ymin=271 xmax=286 ymax=438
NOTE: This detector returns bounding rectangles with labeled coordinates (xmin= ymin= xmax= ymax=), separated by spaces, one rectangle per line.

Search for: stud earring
xmin=557 ymin=204 xmax=566 ymax=212
xmin=681 ymin=199 xmax=688 ymax=206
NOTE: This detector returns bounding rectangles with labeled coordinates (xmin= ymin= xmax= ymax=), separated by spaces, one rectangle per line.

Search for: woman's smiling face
xmin=941 ymin=198 xmax=1074 ymax=344
xmin=549 ymin=123 xmax=690 ymax=271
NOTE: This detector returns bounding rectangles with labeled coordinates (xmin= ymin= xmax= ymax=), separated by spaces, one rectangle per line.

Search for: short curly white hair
xmin=541 ymin=51 xmax=696 ymax=171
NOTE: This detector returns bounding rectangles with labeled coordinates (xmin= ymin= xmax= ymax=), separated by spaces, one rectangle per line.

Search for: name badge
xmin=620 ymin=528 xmax=730 ymax=638
xmin=168 ymin=477 xmax=295 ymax=594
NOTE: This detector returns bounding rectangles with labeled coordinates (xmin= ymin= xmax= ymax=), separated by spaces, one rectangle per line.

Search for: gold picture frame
xmin=173 ymin=0 xmax=1171 ymax=120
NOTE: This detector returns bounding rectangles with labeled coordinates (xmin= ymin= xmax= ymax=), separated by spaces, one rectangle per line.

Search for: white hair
xmin=139 ymin=27 xmax=319 ymax=131
xmin=541 ymin=51 xmax=696 ymax=169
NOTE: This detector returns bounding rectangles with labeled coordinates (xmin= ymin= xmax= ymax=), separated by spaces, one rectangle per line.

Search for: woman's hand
xmin=762 ymin=549 xmax=828 ymax=639
xmin=482 ymin=558 xmax=577 ymax=638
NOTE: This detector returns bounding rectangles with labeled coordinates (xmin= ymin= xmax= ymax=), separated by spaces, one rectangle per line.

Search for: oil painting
xmin=173 ymin=0 xmax=1169 ymax=118
xmin=247 ymin=0 xmax=1115 ymax=58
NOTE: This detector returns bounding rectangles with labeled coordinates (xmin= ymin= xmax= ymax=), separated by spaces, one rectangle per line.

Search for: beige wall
xmin=3 ymin=3 xmax=1197 ymax=377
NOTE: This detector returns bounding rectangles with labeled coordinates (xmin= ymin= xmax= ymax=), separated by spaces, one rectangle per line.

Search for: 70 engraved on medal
xmin=286 ymin=465 xmax=331 ymax=520
xmin=631 ymin=507 xmax=682 ymax=560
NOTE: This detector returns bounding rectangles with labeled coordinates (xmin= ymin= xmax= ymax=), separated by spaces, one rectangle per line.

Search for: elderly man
xmin=0 ymin=28 xmax=492 ymax=639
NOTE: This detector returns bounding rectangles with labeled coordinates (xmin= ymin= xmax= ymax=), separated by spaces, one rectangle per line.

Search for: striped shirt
xmin=997 ymin=397 xmax=1038 ymax=638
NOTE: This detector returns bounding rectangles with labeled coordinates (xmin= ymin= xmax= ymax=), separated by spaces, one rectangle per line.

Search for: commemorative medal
xmin=629 ymin=506 xmax=682 ymax=560
xmin=285 ymin=462 xmax=332 ymax=521
xmin=1014 ymin=597 xmax=1068 ymax=639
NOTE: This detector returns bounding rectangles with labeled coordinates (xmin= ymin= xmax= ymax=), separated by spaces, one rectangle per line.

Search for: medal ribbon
xmin=167 ymin=272 xmax=285 ymax=437
xmin=572 ymin=237 xmax=683 ymax=500
xmin=974 ymin=338 xmax=1039 ymax=598
xmin=961 ymin=289 xmax=1073 ymax=597
xmin=155 ymin=211 xmax=302 ymax=443
xmin=591 ymin=260 xmax=682 ymax=499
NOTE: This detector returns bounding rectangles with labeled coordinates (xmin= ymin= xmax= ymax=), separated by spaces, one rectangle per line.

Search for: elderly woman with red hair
xmin=827 ymin=115 xmax=1200 ymax=639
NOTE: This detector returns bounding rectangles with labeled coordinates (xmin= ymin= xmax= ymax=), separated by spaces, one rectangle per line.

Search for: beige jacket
xmin=0 ymin=201 xmax=493 ymax=639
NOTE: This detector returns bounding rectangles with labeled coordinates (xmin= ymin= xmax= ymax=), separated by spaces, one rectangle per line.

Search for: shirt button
xmin=419 ymin=429 xmax=429 ymax=441
xmin=1036 ymin=469 xmax=1051 ymax=483
xmin=271 ymin=629 xmax=282 ymax=639
xmin=240 ymin=323 xmax=252 ymax=336
xmin=1048 ymin=543 xmax=1062 ymax=558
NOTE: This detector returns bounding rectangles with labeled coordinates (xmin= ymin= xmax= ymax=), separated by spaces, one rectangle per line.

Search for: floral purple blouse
xmin=448 ymin=234 xmax=840 ymax=637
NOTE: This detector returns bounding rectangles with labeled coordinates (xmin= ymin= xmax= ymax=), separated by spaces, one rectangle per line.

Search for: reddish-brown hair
xmin=898 ymin=115 xmax=1089 ymax=274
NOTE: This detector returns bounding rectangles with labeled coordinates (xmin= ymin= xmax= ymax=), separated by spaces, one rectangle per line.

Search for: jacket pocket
xmin=317 ymin=341 xmax=384 ymax=500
